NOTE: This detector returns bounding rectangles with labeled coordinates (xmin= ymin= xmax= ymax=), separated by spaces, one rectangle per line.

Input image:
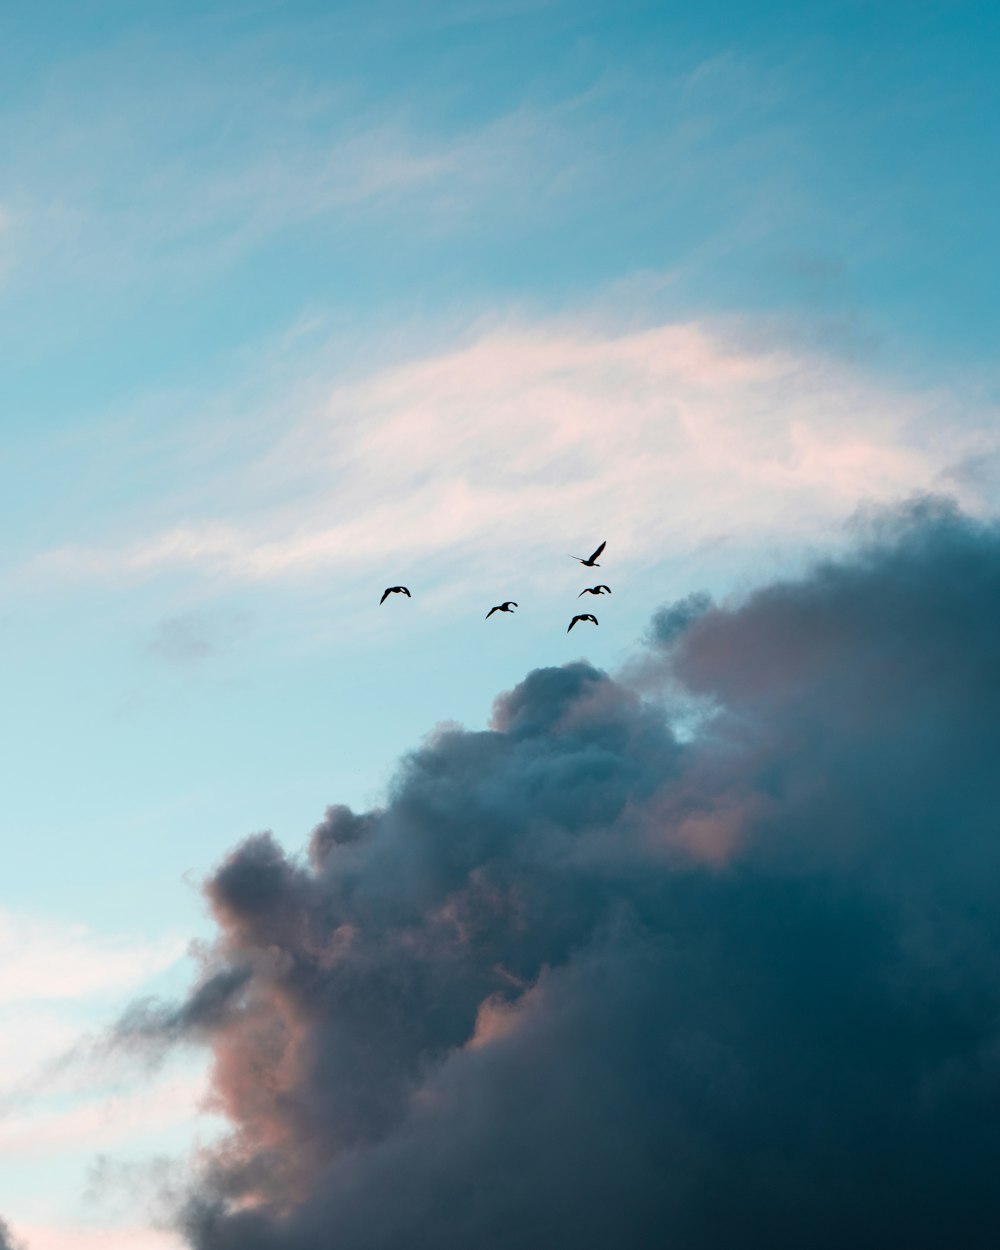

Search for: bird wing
xmin=506 ymin=602 xmax=518 ymax=609
xmin=379 ymin=588 xmax=391 ymax=604
xmin=587 ymin=614 xmax=599 ymax=624
xmin=401 ymin=586 xmax=411 ymax=597
xmin=598 ymin=585 xmax=611 ymax=593
xmin=567 ymin=616 xmax=580 ymax=632
xmin=578 ymin=588 xmax=592 ymax=597
xmin=588 ymin=540 xmax=607 ymax=563
xmin=486 ymin=606 xmax=499 ymax=619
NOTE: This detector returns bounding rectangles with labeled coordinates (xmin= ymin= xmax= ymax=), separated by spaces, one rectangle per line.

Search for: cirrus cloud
xmin=31 ymin=318 xmax=998 ymax=600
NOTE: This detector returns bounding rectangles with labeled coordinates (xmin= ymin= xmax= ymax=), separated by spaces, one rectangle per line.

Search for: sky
xmin=1 ymin=1 xmax=999 ymax=1245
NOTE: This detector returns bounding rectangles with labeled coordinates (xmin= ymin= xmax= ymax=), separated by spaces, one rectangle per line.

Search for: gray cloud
xmin=146 ymin=611 xmax=250 ymax=664
xmin=139 ymin=496 xmax=1000 ymax=1249
xmin=112 ymin=966 xmax=252 ymax=1053
xmin=780 ymin=250 xmax=847 ymax=284
xmin=940 ymin=448 xmax=1000 ymax=502
xmin=647 ymin=589 xmax=714 ymax=647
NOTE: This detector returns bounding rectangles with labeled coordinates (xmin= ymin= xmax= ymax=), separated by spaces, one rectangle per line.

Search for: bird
xmin=486 ymin=601 xmax=518 ymax=619
xmin=567 ymin=613 xmax=598 ymax=632
xmin=380 ymin=586 xmax=411 ymax=604
xmin=570 ymin=540 xmax=606 ymax=568
xmin=578 ymin=584 xmax=611 ymax=597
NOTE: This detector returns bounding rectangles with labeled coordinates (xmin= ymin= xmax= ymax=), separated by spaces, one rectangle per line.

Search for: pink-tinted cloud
xmin=31 ymin=319 xmax=993 ymax=598
xmin=14 ymin=1225 xmax=184 ymax=1250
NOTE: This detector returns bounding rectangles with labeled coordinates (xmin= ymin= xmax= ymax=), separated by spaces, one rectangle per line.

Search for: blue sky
xmin=1 ymin=1 xmax=998 ymax=1245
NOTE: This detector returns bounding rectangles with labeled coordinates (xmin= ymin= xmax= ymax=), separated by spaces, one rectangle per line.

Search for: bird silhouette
xmin=578 ymin=584 xmax=611 ymax=597
xmin=570 ymin=540 xmax=606 ymax=568
xmin=567 ymin=613 xmax=598 ymax=632
xmin=486 ymin=601 xmax=518 ymax=619
xmin=380 ymin=586 xmax=411 ymax=604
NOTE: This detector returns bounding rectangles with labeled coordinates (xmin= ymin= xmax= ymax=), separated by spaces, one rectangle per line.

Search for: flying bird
xmin=380 ymin=586 xmax=411 ymax=604
xmin=570 ymin=540 xmax=606 ymax=568
xmin=578 ymin=585 xmax=611 ymax=597
xmin=486 ymin=601 xmax=518 ymax=619
xmin=567 ymin=613 xmax=598 ymax=632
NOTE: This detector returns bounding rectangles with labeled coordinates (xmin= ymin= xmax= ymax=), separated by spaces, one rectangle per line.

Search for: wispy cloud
xmin=0 ymin=911 xmax=184 ymax=1007
xmin=0 ymin=1072 xmax=207 ymax=1162
xmin=0 ymin=911 xmax=188 ymax=1122
xmin=0 ymin=40 xmax=587 ymax=301
xmin=0 ymin=915 xmax=205 ymax=1250
xmin=30 ymin=316 xmax=998 ymax=594
xmin=145 ymin=610 xmax=251 ymax=665
xmin=1 ymin=116 xmax=463 ymax=293
xmin=14 ymin=1225 xmax=183 ymax=1250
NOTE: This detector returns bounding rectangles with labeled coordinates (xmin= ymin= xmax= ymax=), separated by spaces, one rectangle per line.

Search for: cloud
xmin=146 ymin=616 xmax=222 ymax=665
xmin=646 ymin=589 xmax=714 ymax=647
xmin=0 ymin=39 xmax=595 ymax=304
xmin=0 ymin=912 xmax=184 ymax=1009
xmin=0 ymin=911 xmax=191 ymax=1179
xmin=30 ymin=318 xmax=998 ymax=598
xmin=0 ymin=912 xmax=184 ymax=1007
xmin=13 ymin=1225 xmax=183 ymax=1250
xmin=113 ymin=496 xmax=1000 ymax=1247
xmin=0 ymin=1073 xmax=209 ymax=1163
xmin=0 ymin=77 xmax=464 ymax=295
xmin=112 ymin=969 xmax=253 ymax=1053
xmin=145 ymin=612 xmax=251 ymax=665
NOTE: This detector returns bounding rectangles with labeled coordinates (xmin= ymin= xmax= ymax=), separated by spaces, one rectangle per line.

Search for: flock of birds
xmin=380 ymin=541 xmax=610 ymax=632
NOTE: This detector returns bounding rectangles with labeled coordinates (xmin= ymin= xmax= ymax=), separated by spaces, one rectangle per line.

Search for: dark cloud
xmin=149 ymin=496 xmax=1000 ymax=1249
xmin=310 ymin=806 xmax=380 ymax=868
xmin=113 ymin=966 xmax=252 ymax=1054
xmin=647 ymin=589 xmax=714 ymax=646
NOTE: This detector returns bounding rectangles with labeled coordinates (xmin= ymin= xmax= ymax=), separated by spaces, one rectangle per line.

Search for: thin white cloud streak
xmin=0 ymin=121 xmax=463 ymax=292
xmin=0 ymin=1022 xmax=216 ymax=1249
xmin=0 ymin=911 xmax=185 ymax=1005
xmin=0 ymin=39 xmax=579 ymax=296
xmin=32 ymin=318 xmax=999 ymax=590
xmin=0 ymin=32 xmax=799 ymax=305
xmin=0 ymin=911 xmax=187 ymax=1119
xmin=0 ymin=1009 xmax=79 ymax=1089
xmin=14 ymin=1225 xmax=184 ymax=1250
xmin=0 ymin=1072 xmax=208 ymax=1162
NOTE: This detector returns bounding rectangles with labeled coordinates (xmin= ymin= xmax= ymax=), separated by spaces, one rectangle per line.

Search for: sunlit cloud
xmin=0 ymin=911 xmax=184 ymax=1006
xmin=14 ymin=1225 xmax=184 ymax=1250
xmin=0 ymin=1072 xmax=208 ymax=1162
xmin=31 ymin=317 xmax=997 ymax=593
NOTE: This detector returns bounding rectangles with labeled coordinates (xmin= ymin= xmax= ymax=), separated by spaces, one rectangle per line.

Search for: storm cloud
xmin=156 ymin=497 xmax=1000 ymax=1249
